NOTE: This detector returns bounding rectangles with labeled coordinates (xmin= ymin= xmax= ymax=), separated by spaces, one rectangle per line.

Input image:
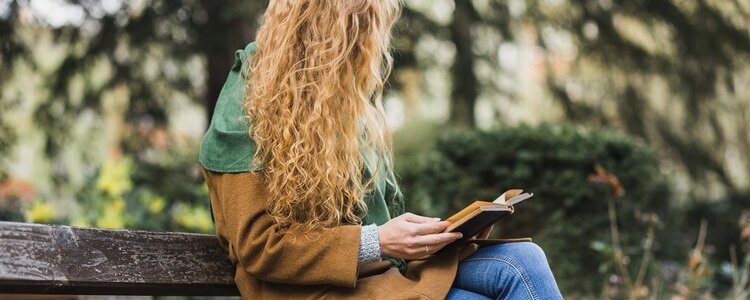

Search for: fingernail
xmin=457 ymin=233 xmax=463 ymax=238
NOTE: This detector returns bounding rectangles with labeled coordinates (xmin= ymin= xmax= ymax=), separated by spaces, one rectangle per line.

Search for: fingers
xmin=412 ymin=236 xmax=461 ymax=260
xmin=408 ymin=232 xmax=463 ymax=260
xmin=411 ymin=221 xmax=451 ymax=235
xmin=424 ymin=242 xmax=449 ymax=257
xmin=398 ymin=213 xmax=449 ymax=234
xmin=412 ymin=232 xmax=463 ymax=246
xmin=401 ymin=212 xmax=440 ymax=224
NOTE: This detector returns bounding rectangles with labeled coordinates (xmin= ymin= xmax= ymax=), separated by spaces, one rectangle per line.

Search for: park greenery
xmin=1 ymin=0 xmax=749 ymax=298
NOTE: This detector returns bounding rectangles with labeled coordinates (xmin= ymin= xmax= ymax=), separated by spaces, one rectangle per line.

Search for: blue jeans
xmin=446 ymin=242 xmax=563 ymax=300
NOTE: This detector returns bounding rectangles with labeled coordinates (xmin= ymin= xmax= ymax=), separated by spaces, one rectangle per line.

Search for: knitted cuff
xmin=358 ymin=224 xmax=382 ymax=265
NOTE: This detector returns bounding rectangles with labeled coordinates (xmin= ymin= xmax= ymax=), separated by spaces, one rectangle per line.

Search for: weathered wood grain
xmin=0 ymin=221 xmax=239 ymax=296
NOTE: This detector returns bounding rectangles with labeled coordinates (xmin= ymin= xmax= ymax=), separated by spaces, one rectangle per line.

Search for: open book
xmin=443 ymin=189 xmax=533 ymax=240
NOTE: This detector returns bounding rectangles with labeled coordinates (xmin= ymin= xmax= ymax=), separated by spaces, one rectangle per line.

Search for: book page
xmin=506 ymin=192 xmax=534 ymax=206
xmin=492 ymin=189 xmax=524 ymax=204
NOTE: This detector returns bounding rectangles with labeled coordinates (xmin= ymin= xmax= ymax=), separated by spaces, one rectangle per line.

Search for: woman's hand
xmin=377 ymin=213 xmax=463 ymax=260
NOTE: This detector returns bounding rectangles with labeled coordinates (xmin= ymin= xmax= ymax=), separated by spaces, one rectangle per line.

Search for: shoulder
xmin=199 ymin=41 xmax=261 ymax=173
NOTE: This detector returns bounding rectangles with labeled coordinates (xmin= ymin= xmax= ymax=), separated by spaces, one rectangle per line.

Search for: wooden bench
xmin=0 ymin=221 xmax=239 ymax=296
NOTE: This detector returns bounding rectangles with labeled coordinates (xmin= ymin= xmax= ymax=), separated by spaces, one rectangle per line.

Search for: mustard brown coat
xmin=202 ymin=168 xmax=505 ymax=299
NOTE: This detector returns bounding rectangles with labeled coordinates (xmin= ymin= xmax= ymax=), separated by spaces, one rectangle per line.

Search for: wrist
xmin=358 ymin=224 xmax=382 ymax=264
xmin=376 ymin=225 xmax=392 ymax=258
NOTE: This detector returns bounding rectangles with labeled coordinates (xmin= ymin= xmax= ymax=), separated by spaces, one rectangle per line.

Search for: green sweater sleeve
xmin=199 ymin=42 xmax=260 ymax=173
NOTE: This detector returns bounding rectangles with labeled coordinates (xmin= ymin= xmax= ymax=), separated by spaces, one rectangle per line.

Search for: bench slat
xmin=0 ymin=221 xmax=239 ymax=296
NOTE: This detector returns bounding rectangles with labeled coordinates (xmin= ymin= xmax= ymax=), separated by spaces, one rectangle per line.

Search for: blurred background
xmin=0 ymin=0 xmax=748 ymax=298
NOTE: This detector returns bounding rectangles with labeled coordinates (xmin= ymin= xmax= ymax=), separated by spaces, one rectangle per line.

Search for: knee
xmin=513 ymin=242 xmax=548 ymax=263
xmin=510 ymin=242 xmax=546 ymax=258
xmin=496 ymin=242 xmax=561 ymax=298
xmin=481 ymin=242 xmax=550 ymax=269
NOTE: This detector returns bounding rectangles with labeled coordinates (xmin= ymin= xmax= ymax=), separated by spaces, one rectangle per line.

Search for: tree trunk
xmin=202 ymin=0 xmax=250 ymax=124
xmin=449 ymin=0 xmax=478 ymax=129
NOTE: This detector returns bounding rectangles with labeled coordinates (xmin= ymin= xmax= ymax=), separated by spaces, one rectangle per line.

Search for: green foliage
xmin=683 ymin=193 xmax=750 ymax=291
xmin=0 ymin=198 xmax=24 ymax=222
xmin=395 ymin=0 xmax=750 ymax=196
xmin=0 ymin=1 xmax=265 ymax=205
xmin=0 ymin=99 xmax=15 ymax=179
xmin=528 ymin=0 xmax=750 ymax=194
xmin=400 ymin=124 xmax=674 ymax=295
xmin=74 ymin=150 xmax=211 ymax=233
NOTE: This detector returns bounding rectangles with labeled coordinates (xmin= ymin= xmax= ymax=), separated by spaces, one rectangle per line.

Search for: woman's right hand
xmin=377 ymin=213 xmax=463 ymax=260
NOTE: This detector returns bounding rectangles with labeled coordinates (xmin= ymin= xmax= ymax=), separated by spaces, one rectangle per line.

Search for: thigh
xmin=445 ymin=287 xmax=492 ymax=300
xmin=452 ymin=242 xmax=562 ymax=300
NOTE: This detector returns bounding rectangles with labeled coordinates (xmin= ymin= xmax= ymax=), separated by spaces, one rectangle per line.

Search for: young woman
xmin=199 ymin=0 xmax=562 ymax=299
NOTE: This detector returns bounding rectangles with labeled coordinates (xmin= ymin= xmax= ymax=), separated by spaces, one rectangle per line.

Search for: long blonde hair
xmin=245 ymin=0 xmax=401 ymax=229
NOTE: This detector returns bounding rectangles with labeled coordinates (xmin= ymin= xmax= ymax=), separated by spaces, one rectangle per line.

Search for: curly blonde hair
xmin=245 ymin=0 xmax=402 ymax=229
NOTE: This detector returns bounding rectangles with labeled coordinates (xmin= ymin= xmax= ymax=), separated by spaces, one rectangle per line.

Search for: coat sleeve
xmin=203 ymin=168 xmax=361 ymax=287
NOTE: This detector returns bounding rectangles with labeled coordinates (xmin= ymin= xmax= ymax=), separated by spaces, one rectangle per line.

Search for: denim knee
xmin=472 ymin=242 xmax=550 ymax=272
xmin=455 ymin=242 xmax=562 ymax=299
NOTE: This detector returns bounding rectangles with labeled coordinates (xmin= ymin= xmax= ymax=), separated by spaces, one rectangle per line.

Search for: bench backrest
xmin=0 ymin=221 xmax=239 ymax=296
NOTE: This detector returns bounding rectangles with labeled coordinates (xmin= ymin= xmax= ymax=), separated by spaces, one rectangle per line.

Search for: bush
xmin=74 ymin=151 xmax=211 ymax=233
xmin=399 ymin=124 xmax=674 ymax=295
xmin=0 ymin=178 xmax=34 ymax=222
xmin=683 ymin=192 xmax=750 ymax=292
